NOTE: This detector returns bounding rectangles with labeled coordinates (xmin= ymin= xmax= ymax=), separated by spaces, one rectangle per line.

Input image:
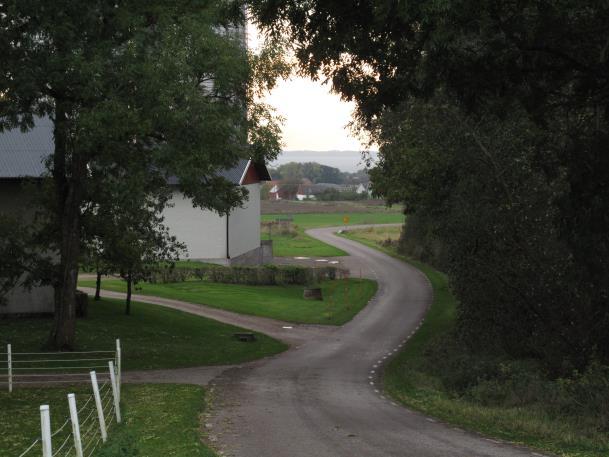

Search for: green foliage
xmin=272 ymin=161 xmax=344 ymax=183
xmin=346 ymin=228 xmax=609 ymax=456
xmin=95 ymin=432 xmax=139 ymax=457
xmin=371 ymin=98 xmax=596 ymax=372
xmin=147 ymin=264 xmax=345 ymax=286
xmin=0 ymin=1 xmax=284 ymax=346
xmin=315 ymin=188 xmax=368 ymax=201
xmin=249 ymin=0 xmax=609 ymax=374
xmin=0 ymin=215 xmax=36 ymax=306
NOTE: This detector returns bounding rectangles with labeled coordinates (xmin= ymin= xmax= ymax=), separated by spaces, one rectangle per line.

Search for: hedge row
xmin=149 ymin=264 xmax=348 ymax=286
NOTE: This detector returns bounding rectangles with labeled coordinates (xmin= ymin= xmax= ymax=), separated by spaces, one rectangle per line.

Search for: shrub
xmin=425 ymin=335 xmax=609 ymax=433
xmin=261 ymin=220 xmax=298 ymax=237
xmin=96 ymin=427 xmax=138 ymax=456
xmin=148 ymin=264 xmax=346 ymax=286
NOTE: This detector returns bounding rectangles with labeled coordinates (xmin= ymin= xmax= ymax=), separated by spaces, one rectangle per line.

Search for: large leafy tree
xmin=249 ymin=1 xmax=609 ymax=369
xmin=1 ymin=1 xmax=283 ymax=348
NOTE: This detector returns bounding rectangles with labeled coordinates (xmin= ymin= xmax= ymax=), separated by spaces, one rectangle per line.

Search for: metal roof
xmin=0 ymin=117 xmax=53 ymax=178
xmin=0 ymin=118 xmax=270 ymax=184
xmin=219 ymin=158 xmax=250 ymax=185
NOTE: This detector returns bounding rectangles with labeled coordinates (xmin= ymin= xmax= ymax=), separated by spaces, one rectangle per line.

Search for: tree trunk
xmin=48 ymin=104 xmax=86 ymax=350
xmin=95 ymin=271 xmax=102 ymax=301
xmin=125 ymin=273 xmax=132 ymax=315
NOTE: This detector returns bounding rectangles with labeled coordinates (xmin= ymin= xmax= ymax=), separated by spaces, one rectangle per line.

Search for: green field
xmin=261 ymin=230 xmax=347 ymax=257
xmin=262 ymin=212 xmax=404 ymax=257
xmin=79 ymin=278 xmax=377 ymax=325
xmin=0 ymin=298 xmax=286 ymax=371
xmin=343 ymin=227 xmax=609 ymax=457
xmin=0 ymin=384 xmax=217 ymax=457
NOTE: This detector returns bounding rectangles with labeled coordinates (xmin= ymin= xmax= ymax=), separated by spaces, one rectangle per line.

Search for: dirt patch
xmin=262 ymin=199 xmax=400 ymax=214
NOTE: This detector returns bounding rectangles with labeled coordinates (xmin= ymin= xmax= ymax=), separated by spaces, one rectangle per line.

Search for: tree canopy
xmin=249 ymin=0 xmax=609 ymax=372
xmin=1 ymin=1 xmax=284 ymax=347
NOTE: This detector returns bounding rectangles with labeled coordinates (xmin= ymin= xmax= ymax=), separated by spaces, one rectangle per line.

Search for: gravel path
xmin=82 ymin=225 xmax=548 ymax=456
xmin=203 ymin=226 xmax=548 ymax=457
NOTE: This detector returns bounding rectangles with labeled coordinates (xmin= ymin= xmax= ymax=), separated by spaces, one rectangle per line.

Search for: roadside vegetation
xmin=96 ymin=384 xmax=216 ymax=457
xmin=261 ymin=211 xmax=404 ymax=257
xmin=261 ymin=199 xmax=403 ymax=215
xmin=0 ymin=298 xmax=286 ymax=371
xmin=344 ymin=227 xmax=609 ymax=457
xmin=79 ymin=278 xmax=377 ymax=326
xmin=0 ymin=384 xmax=216 ymax=457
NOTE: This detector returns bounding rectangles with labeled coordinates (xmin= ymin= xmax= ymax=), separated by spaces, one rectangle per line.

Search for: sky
xmin=248 ymin=23 xmax=368 ymax=153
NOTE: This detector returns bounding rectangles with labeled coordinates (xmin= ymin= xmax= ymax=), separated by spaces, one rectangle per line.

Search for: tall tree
xmin=249 ymin=0 xmax=609 ymax=369
xmin=1 ymin=1 xmax=283 ymax=348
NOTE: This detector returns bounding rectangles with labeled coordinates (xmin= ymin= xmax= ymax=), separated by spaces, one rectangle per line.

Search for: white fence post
xmin=108 ymin=361 xmax=121 ymax=423
xmin=40 ymin=405 xmax=52 ymax=457
xmin=68 ymin=394 xmax=84 ymax=457
xmin=90 ymin=371 xmax=108 ymax=442
xmin=115 ymin=339 xmax=121 ymax=402
xmin=7 ymin=343 xmax=12 ymax=393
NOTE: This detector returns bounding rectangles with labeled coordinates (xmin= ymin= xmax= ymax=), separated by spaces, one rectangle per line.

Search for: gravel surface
xmin=82 ymin=226 xmax=548 ymax=456
xmin=204 ymin=226 xmax=548 ymax=457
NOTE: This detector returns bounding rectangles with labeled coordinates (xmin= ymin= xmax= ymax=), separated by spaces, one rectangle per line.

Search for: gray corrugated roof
xmin=219 ymin=158 xmax=249 ymax=184
xmin=165 ymin=159 xmax=249 ymax=186
xmin=0 ymin=118 xmax=268 ymax=185
xmin=0 ymin=117 xmax=53 ymax=178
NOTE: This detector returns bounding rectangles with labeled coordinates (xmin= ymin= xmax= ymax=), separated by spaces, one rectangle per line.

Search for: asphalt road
xmin=206 ymin=226 xmax=545 ymax=457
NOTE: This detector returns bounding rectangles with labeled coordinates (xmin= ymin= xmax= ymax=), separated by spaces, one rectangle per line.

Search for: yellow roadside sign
xmin=343 ymin=215 xmax=350 ymax=225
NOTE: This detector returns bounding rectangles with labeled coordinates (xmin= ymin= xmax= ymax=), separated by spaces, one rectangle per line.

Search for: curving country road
xmin=206 ymin=226 xmax=545 ymax=457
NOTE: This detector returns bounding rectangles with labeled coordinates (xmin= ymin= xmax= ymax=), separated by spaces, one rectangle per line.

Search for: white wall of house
xmin=2 ymin=278 xmax=54 ymax=315
xmin=163 ymin=190 xmax=228 ymax=260
xmin=163 ymin=184 xmax=262 ymax=262
xmin=228 ymin=183 xmax=261 ymax=259
xmin=0 ymin=181 xmax=54 ymax=315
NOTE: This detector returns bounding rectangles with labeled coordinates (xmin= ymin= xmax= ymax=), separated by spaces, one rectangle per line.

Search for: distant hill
xmin=268 ymin=161 xmax=369 ymax=186
xmin=270 ymin=150 xmax=378 ymax=173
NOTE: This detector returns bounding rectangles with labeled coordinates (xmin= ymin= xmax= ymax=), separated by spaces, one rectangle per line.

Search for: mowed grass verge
xmin=79 ymin=279 xmax=377 ymax=325
xmin=261 ymin=212 xmax=404 ymax=257
xmin=0 ymin=384 xmax=217 ymax=457
xmin=343 ymin=227 xmax=609 ymax=457
xmin=0 ymin=298 xmax=286 ymax=371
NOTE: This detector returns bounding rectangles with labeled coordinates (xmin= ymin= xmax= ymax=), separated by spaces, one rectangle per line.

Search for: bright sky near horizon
xmin=248 ymin=23 xmax=367 ymax=152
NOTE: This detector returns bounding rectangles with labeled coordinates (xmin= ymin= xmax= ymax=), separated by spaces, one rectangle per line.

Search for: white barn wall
xmin=163 ymin=190 xmax=228 ymax=260
xmin=228 ymin=183 xmax=261 ymax=259
xmin=0 ymin=181 xmax=54 ymax=315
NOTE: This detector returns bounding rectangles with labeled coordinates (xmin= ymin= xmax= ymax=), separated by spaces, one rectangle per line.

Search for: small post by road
xmin=343 ymin=215 xmax=350 ymax=232
xmin=7 ymin=343 xmax=12 ymax=393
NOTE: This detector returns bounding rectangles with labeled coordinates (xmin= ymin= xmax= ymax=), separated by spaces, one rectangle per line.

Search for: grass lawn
xmin=0 ymin=298 xmax=286 ymax=371
xmin=0 ymin=384 xmax=217 ymax=457
xmin=97 ymin=384 xmax=216 ymax=456
xmin=79 ymin=278 xmax=378 ymax=325
xmin=174 ymin=260 xmax=215 ymax=269
xmin=261 ymin=231 xmax=347 ymax=257
xmin=261 ymin=212 xmax=404 ymax=257
xmin=343 ymin=227 xmax=609 ymax=457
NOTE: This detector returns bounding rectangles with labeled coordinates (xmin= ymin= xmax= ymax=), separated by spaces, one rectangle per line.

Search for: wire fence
xmin=1 ymin=340 xmax=121 ymax=392
xmin=3 ymin=341 xmax=122 ymax=457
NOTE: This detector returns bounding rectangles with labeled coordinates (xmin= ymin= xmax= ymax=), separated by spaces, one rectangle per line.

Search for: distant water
xmin=270 ymin=150 xmax=379 ymax=173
